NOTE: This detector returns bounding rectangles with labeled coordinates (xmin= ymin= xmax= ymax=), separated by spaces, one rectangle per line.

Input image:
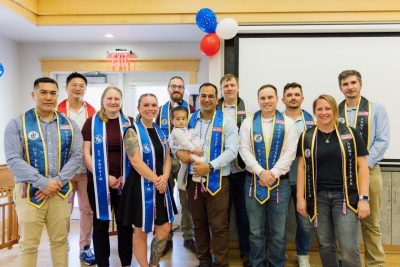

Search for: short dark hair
xmin=66 ymin=72 xmax=87 ymax=86
xmin=33 ymin=77 xmax=59 ymax=90
xmin=338 ymin=70 xmax=362 ymax=87
xmin=199 ymin=82 xmax=218 ymax=97
xmin=257 ymin=84 xmax=277 ymax=97
xmin=170 ymin=105 xmax=188 ymax=119
xmin=283 ymin=82 xmax=303 ymax=95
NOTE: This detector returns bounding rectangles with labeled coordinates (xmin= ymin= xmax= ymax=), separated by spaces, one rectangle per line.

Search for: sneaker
xmin=297 ymin=255 xmax=311 ymax=267
xmin=183 ymin=239 xmax=197 ymax=254
xmin=79 ymin=245 xmax=96 ymax=266
xmin=161 ymin=240 xmax=173 ymax=256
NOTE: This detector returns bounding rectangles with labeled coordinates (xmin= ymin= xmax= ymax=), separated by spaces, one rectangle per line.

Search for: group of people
xmin=4 ymin=69 xmax=389 ymax=267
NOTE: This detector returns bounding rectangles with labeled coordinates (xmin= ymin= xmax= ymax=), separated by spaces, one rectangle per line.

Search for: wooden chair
xmin=0 ymin=164 xmax=18 ymax=250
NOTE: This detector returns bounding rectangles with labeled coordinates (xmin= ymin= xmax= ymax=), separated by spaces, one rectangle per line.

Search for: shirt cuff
xmin=254 ymin=166 xmax=264 ymax=176
xmin=32 ymin=176 xmax=49 ymax=190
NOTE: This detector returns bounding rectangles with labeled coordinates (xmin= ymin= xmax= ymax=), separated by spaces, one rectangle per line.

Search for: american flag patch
xmin=358 ymin=111 xmax=369 ymax=116
xmin=122 ymin=122 xmax=130 ymax=127
xmin=341 ymin=134 xmax=352 ymax=140
xmin=276 ymin=120 xmax=285 ymax=124
xmin=213 ymin=127 xmax=222 ymax=132
xmin=238 ymin=111 xmax=246 ymax=115
xmin=306 ymin=121 xmax=314 ymax=125
xmin=60 ymin=125 xmax=71 ymax=130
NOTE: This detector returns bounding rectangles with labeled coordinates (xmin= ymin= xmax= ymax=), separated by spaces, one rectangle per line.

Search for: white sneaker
xmin=297 ymin=255 xmax=311 ymax=267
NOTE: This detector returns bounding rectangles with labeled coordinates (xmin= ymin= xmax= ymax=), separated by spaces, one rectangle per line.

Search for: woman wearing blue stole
xmin=82 ymin=86 xmax=133 ymax=267
xmin=296 ymin=95 xmax=370 ymax=267
xmin=118 ymin=93 xmax=176 ymax=267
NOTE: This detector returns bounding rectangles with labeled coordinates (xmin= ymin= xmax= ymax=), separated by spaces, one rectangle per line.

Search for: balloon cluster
xmin=196 ymin=8 xmax=239 ymax=57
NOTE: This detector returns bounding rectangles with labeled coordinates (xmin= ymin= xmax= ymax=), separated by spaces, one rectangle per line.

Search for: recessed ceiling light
xmin=104 ymin=33 xmax=114 ymax=38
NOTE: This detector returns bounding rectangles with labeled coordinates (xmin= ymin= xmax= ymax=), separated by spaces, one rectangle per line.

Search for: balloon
xmin=216 ymin=18 xmax=239 ymax=40
xmin=200 ymin=33 xmax=220 ymax=57
xmin=196 ymin=8 xmax=217 ymax=33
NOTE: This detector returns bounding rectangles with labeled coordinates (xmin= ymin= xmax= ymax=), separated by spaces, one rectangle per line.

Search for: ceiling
xmin=0 ymin=6 xmax=203 ymax=43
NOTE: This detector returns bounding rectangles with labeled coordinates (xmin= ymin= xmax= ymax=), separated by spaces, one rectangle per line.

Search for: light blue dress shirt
xmin=345 ymin=101 xmax=390 ymax=167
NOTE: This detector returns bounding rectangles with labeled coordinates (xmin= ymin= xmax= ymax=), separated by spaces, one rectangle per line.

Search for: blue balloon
xmin=196 ymin=8 xmax=217 ymax=33
xmin=0 ymin=63 xmax=4 ymax=77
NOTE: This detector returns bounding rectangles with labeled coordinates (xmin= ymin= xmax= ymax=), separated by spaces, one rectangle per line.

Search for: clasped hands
xmin=258 ymin=170 xmax=276 ymax=187
xmin=35 ymin=178 xmax=62 ymax=201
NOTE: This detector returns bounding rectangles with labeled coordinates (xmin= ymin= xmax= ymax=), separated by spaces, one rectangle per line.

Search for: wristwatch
xmin=359 ymin=195 xmax=370 ymax=202
xmin=208 ymin=163 xmax=214 ymax=172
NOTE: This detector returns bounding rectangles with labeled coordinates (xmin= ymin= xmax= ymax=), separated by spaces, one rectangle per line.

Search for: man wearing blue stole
xmin=338 ymin=70 xmax=390 ymax=267
xmin=157 ymin=76 xmax=196 ymax=255
xmin=239 ymin=84 xmax=298 ymax=267
xmin=176 ymin=83 xmax=239 ymax=267
xmin=281 ymin=82 xmax=314 ymax=267
xmin=5 ymin=77 xmax=83 ymax=267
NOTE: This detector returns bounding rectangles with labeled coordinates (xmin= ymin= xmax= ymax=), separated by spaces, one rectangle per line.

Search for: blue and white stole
xmin=134 ymin=119 xmax=174 ymax=233
xmin=302 ymin=109 xmax=315 ymax=130
xmin=91 ymin=112 xmax=131 ymax=221
xmin=188 ymin=109 xmax=224 ymax=196
xmin=22 ymin=108 xmax=74 ymax=208
xmin=159 ymin=100 xmax=190 ymax=139
xmin=251 ymin=110 xmax=285 ymax=204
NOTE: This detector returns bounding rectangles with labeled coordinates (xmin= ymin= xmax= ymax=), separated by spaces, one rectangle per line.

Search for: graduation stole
xmin=218 ymin=97 xmax=246 ymax=170
xmin=251 ymin=110 xmax=285 ymax=204
xmin=57 ymin=99 xmax=96 ymax=118
xmin=302 ymin=109 xmax=315 ymax=130
xmin=188 ymin=109 xmax=224 ymax=195
xmin=91 ymin=112 xmax=131 ymax=221
xmin=338 ymin=96 xmax=371 ymax=150
xmin=159 ymin=100 xmax=190 ymax=139
xmin=302 ymin=124 xmax=360 ymax=222
xmin=22 ymin=108 xmax=74 ymax=208
xmin=134 ymin=119 xmax=174 ymax=233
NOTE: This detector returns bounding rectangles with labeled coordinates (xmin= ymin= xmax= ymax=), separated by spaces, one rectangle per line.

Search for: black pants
xmin=88 ymin=180 xmax=133 ymax=267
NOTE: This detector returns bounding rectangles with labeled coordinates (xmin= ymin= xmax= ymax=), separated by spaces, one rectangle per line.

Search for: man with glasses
xmin=176 ymin=83 xmax=239 ymax=267
xmin=157 ymin=76 xmax=196 ymax=256
xmin=5 ymin=77 xmax=83 ymax=267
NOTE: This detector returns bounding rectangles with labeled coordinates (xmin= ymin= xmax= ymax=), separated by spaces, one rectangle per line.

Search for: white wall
xmin=19 ymin=41 xmax=209 ymax=111
xmin=0 ymin=36 xmax=20 ymax=163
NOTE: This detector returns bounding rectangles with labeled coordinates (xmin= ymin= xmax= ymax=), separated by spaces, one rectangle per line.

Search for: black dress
xmin=118 ymin=127 xmax=177 ymax=228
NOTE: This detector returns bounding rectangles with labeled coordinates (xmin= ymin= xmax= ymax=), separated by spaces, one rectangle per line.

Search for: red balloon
xmin=200 ymin=33 xmax=220 ymax=56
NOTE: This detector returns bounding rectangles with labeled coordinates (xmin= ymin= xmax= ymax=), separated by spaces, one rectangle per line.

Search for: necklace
xmin=321 ymin=131 xmax=334 ymax=143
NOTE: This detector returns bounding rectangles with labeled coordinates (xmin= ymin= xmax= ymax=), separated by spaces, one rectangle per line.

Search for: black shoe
xmin=162 ymin=240 xmax=173 ymax=256
xmin=183 ymin=239 xmax=197 ymax=254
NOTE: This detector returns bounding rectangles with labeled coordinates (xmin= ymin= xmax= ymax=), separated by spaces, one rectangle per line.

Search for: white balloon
xmin=216 ymin=18 xmax=239 ymax=40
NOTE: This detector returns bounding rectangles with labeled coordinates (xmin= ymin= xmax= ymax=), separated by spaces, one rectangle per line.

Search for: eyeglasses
xmin=169 ymin=84 xmax=184 ymax=90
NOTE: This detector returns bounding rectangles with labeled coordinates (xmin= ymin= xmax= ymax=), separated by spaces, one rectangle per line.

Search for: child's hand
xmin=192 ymin=149 xmax=204 ymax=157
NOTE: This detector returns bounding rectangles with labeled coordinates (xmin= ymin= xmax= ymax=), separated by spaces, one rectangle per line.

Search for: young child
xmin=168 ymin=106 xmax=205 ymax=190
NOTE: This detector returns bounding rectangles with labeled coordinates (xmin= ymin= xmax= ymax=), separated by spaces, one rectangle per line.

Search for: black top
xmin=118 ymin=127 xmax=177 ymax=227
xmin=296 ymin=127 xmax=368 ymax=192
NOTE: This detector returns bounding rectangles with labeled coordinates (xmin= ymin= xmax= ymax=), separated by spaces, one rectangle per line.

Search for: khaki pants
xmin=14 ymin=183 xmax=71 ymax=267
xmin=361 ymin=165 xmax=386 ymax=267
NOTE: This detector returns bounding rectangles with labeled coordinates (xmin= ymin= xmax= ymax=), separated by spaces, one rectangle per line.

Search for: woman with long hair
xmin=118 ymin=93 xmax=176 ymax=267
xmin=296 ymin=94 xmax=370 ymax=267
xmin=82 ymin=86 xmax=133 ymax=267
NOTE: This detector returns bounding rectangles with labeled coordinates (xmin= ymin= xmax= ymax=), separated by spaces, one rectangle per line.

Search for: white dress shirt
xmin=239 ymin=113 xmax=298 ymax=178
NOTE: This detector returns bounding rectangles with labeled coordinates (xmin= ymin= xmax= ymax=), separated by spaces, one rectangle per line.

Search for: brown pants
xmin=187 ymin=175 xmax=230 ymax=267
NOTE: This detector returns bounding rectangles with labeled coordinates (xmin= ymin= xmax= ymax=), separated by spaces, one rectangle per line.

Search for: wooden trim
xmin=4 ymin=0 xmax=400 ymax=25
xmin=40 ymin=58 xmax=200 ymax=84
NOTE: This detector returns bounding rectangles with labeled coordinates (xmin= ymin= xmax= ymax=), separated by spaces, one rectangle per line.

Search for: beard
xmin=171 ymin=93 xmax=183 ymax=102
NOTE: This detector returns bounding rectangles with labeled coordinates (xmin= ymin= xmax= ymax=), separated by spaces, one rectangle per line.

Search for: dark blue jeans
xmin=290 ymin=184 xmax=312 ymax=255
xmin=228 ymin=171 xmax=250 ymax=258
xmin=245 ymin=175 xmax=290 ymax=267
xmin=315 ymin=190 xmax=361 ymax=267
